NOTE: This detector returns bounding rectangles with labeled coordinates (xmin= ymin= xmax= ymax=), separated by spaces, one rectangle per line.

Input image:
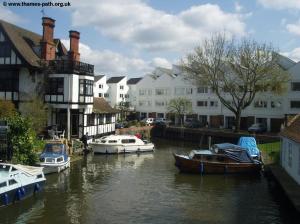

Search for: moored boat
xmin=90 ymin=135 xmax=155 ymax=154
xmin=38 ymin=141 xmax=70 ymax=174
xmin=0 ymin=163 xmax=46 ymax=207
xmin=174 ymin=143 xmax=262 ymax=174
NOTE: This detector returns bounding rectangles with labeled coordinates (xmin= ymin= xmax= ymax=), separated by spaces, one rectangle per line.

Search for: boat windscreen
xmin=44 ymin=144 xmax=64 ymax=153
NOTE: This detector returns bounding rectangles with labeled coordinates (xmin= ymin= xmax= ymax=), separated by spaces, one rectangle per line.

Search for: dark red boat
xmin=174 ymin=143 xmax=262 ymax=174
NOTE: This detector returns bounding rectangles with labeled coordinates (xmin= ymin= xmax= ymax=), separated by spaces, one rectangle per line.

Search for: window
xmin=139 ymin=89 xmax=146 ymax=96
xmin=197 ymin=101 xmax=207 ymax=107
xmin=0 ymin=70 xmax=19 ymax=91
xmin=9 ymin=179 xmax=17 ymax=185
xmin=186 ymin=88 xmax=193 ymax=95
xmin=57 ymin=157 xmax=63 ymax=162
xmin=48 ymin=78 xmax=64 ymax=94
xmin=254 ymin=100 xmax=267 ymax=108
xmin=197 ymin=86 xmax=208 ymax=93
xmin=0 ymin=182 xmax=7 ymax=188
xmin=120 ymin=85 xmax=124 ymax=90
xmin=121 ymin=139 xmax=136 ymax=143
xmin=120 ymin=94 xmax=124 ymax=98
xmin=104 ymin=93 xmax=109 ymax=98
xmin=99 ymin=93 xmax=103 ymax=97
xmin=210 ymin=101 xmax=218 ymax=107
xmin=288 ymin=142 xmax=292 ymax=168
xmin=125 ymin=94 xmax=129 ymax=99
xmin=79 ymin=79 xmax=93 ymax=96
xmin=108 ymin=140 xmax=117 ymax=143
xmin=99 ymin=84 xmax=103 ymax=89
xmin=87 ymin=113 xmax=95 ymax=126
xmin=155 ymin=101 xmax=165 ymax=106
xmin=0 ymin=43 xmax=11 ymax=57
xmin=98 ymin=114 xmax=104 ymax=124
xmin=36 ymin=174 xmax=43 ymax=179
xmin=291 ymin=101 xmax=300 ymax=108
xmin=155 ymin=88 xmax=169 ymax=96
xmin=271 ymin=101 xmax=281 ymax=108
xmin=291 ymin=82 xmax=300 ymax=91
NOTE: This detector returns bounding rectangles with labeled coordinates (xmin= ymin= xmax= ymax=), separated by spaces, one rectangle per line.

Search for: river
xmin=0 ymin=139 xmax=297 ymax=224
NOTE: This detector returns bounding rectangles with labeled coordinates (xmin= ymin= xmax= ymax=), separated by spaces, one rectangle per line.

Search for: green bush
xmin=6 ymin=114 xmax=40 ymax=165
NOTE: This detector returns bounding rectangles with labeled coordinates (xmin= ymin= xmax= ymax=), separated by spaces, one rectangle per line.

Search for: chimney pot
xmin=41 ymin=17 xmax=56 ymax=60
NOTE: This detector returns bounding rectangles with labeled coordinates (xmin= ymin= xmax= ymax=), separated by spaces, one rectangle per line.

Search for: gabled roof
xmin=93 ymin=97 xmax=118 ymax=114
xmin=107 ymin=76 xmax=125 ymax=84
xmin=280 ymin=114 xmax=300 ymax=144
xmin=127 ymin=78 xmax=142 ymax=85
xmin=0 ymin=19 xmax=42 ymax=67
xmin=94 ymin=75 xmax=105 ymax=82
xmin=0 ymin=19 xmax=68 ymax=67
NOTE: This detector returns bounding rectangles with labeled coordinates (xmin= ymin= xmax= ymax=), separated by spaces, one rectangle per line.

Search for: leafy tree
xmin=0 ymin=100 xmax=16 ymax=119
xmin=167 ymin=97 xmax=192 ymax=126
xmin=5 ymin=114 xmax=40 ymax=165
xmin=20 ymin=96 xmax=47 ymax=134
xmin=181 ymin=34 xmax=289 ymax=132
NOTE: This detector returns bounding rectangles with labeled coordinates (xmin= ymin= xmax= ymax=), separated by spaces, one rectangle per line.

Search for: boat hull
xmin=39 ymin=158 xmax=70 ymax=174
xmin=91 ymin=143 xmax=155 ymax=154
xmin=0 ymin=180 xmax=45 ymax=207
xmin=174 ymin=154 xmax=262 ymax=174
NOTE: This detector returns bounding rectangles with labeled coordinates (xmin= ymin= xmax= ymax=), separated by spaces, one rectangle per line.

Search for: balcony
xmin=47 ymin=60 xmax=94 ymax=76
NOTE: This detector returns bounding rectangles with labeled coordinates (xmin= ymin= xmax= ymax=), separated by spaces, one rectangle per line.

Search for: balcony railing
xmin=47 ymin=60 xmax=94 ymax=76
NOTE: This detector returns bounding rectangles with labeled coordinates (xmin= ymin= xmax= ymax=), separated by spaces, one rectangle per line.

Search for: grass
xmin=258 ymin=141 xmax=280 ymax=164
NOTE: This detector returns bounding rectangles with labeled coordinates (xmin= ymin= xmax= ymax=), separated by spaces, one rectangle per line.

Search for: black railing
xmin=48 ymin=60 xmax=94 ymax=76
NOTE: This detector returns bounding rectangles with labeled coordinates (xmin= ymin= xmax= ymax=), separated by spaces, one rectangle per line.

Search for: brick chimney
xmin=41 ymin=17 xmax=56 ymax=61
xmin=69 ymin=30 xmax=80 ymax=61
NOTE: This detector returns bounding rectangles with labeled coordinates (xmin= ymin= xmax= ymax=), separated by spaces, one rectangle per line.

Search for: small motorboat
xmin=174 ymin=143 xmax=262 ymax=174
xmin=90 ymin=135 xmax=155 ymax=154
xmin=0 ymin=163 xmax=46 ymax=207
xmin=38 ymin=141 xmax=70 ymax=174
xmin=237 ymin=137 xmax=261 ymax=160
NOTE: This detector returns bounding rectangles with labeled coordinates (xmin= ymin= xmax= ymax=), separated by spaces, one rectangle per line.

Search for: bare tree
xmin=167 ymin=97 xmax=192 ymax=126
xmin=181 ymin=34 xmax=289 ymax=132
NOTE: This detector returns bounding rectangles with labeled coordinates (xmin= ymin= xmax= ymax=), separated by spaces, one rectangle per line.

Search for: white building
xmin=280 ymin=114 xmax=300 ymax=185
xmin=106 ymin=76 xmax=129 ymax=108
xmin=127 ymin=78 xmax=142 ymax=110
xmin=134 ymin=58 xmax=300 ymax=132
xmin=0 ymin=17 xmax=116 ymax=139
xmin=94 ymin=75 xmax=109 ymax=98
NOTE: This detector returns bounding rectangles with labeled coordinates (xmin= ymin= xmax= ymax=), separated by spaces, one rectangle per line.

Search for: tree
xmin=167 ymin=97 xmax=192 ymax=126
xmin=181 ymin=34 xmax=289 ymax=132
xmin=0 ymin=100 xmax=16 ymax=119
xmin=20 ymin=96 xmax=48 ymax=134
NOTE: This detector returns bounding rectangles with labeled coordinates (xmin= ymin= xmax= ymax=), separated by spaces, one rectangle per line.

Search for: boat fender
xmin=200 ymin=162 xmax=204 ymax=174
xmin=34 ymin=183 xmax=40 ymax=193
xmin=21 ymin=187 xmax=25 ymax=196
xmin=16 ymin=188 xmax=22 ymax=200
xmin=3 ymin=193 xmax=9 ymax=205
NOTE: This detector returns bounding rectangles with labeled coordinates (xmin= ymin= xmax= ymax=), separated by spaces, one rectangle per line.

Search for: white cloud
xmin=282 ymin=47 xmax=300 ymax=61
xmin=70 ymin=0 xmax=247 ymax=52
xmin=257 ymin=0 xmax=300 ymax=10
xmin=286 ymin=20 xmax=300 ymax=36
xmin=0 ymin=6 xmax=22 ymax=23
xmin=62 ymin=40 xmax=171 ymax=76
xmin=235 ymin=2 xmax=243 ymax=12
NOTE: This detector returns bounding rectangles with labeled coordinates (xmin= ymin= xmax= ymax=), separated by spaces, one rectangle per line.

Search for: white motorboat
xmin=38 ymin=141 xmax=70 ymax=174
xmin=0 ymin=163 xmax=46 ymax=207
xmin=90 ymin=135 xmax=155 ymax=154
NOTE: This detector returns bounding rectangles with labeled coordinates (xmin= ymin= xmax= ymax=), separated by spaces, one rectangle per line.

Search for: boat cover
xmin=237 ymin=137 xmax=260 ymax=157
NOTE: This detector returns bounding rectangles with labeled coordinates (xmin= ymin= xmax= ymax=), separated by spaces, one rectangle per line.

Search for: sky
xmin=1 ymin=0 xmax=300 ymax=77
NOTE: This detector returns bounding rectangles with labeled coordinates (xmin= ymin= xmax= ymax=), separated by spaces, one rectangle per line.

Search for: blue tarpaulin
xmin=237 ymin=137 xmax=260 ymax=158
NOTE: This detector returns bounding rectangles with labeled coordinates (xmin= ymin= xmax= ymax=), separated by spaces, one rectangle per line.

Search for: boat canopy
xmin=43 ymin=143 xmax=66 ymax=154
xmin=237 ymin=137 xmax=260 ymax=157
xmin=212 ymin=143 xmax=253 ymax=163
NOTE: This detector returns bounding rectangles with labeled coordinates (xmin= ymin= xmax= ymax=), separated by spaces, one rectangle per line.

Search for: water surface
xmin=0 ymin=139 xmax=296 ymax=224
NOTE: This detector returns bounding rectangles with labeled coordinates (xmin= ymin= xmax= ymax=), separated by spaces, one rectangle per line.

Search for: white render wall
xmin=281 ymin=137 xmax=300 ymax=185
xmin=94 ymin=76 xmax=109 ymax=98
xmin=107 ymin=77 xmax=129 ymax=108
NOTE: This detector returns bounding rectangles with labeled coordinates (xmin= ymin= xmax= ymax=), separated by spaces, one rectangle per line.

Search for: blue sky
xmin=1 ymin=0 xmax=300 ymax=77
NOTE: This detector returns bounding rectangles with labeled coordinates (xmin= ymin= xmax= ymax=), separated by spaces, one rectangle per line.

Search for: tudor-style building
xmin=0 ymin=17 xmax=116 ymax=139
